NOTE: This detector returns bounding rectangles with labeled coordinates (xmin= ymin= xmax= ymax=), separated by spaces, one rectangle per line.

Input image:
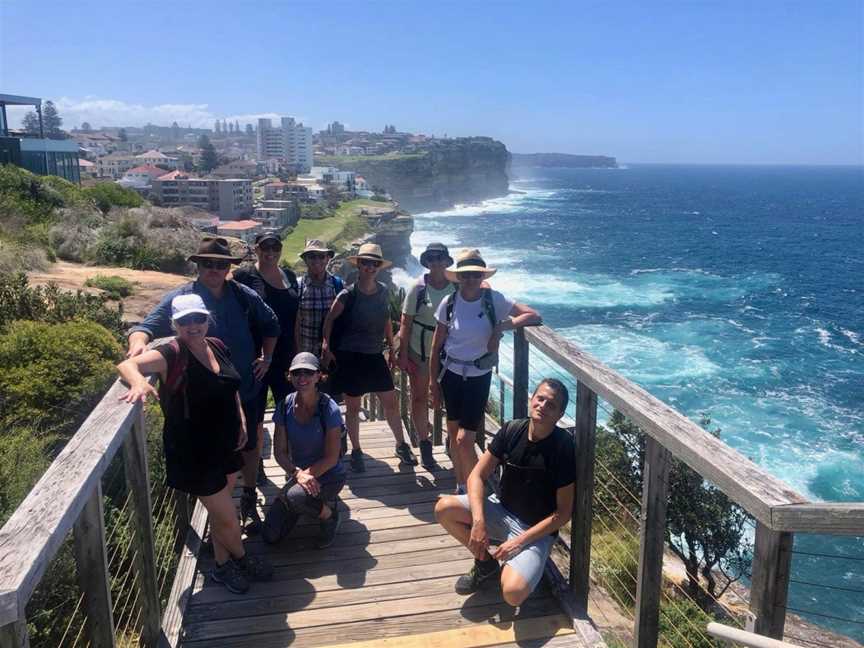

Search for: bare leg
xmin=199 ymin=473 xmax=245 ymax=564
xmin=434 ymin=495 xmax=474 ymax=548
xmin=445 ymin=420 xmax=461 ymax=482
xmin=455 ymin=427 xmax=479 ymax=484
xmin=241 ymin=446 xmax=260 ymax=489
xmin=345 ymin=395 xmax=362 ymax=450
xmin=408 ymin=366 xmax=431 ymax=441
xmin=500 ymin=565 xmax=532 ymax=606
xmin=377 ymin=390 xmax=406 ymax=445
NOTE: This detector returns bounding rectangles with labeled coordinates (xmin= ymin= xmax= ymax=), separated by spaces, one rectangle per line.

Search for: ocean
xmin=403 ymin=164 xmax=864 ymax=640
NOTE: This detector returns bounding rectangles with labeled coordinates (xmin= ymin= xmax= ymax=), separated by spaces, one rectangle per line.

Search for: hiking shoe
xmin=211 ymin=559 xmax=249 ymax=594
xmin=419 ymin=439 xmax=436 ymax=469
xmin=317 ymin=506 xmax=342 ymax=549
xmin=256 ymin=458 xmax=267 ymax=486
xmin=262 ymin=495 xmax=298 ymax=544
xmin=240 ymin=488 xmax=262 ymax=534
xmin=455 ymin=559 xmax=500 ymax=595
xmin=395 ymin=442 xmax=418 ymax=466
xmin=350 ymin=448 xmax=366 ymax=473
xmin=236 ymin=554 xmax=274 ymax=582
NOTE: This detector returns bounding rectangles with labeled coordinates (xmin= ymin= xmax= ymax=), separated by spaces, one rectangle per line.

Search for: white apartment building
xmin=256 ymin=116 xmax=313 ymax=172
xmin=97 ymin=153 xmax=137 ymax=178
xmin=135 ymin=149 xmax=178 ymax=169
xmin=151 ymin=177 xmax=253 ymax=220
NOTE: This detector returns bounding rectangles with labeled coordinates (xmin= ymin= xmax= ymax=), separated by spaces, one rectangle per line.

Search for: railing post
xmin=634 ymin=436 xmax=671 ymax=648
xmin=432 ymin=407 xmax=443 ymax=446
xmin=0 ymin=618 xmax=30 ymax=648
xmin=399 ymin=370 xmax=416 ymax=446
xmin=570 ymin=381 xmax=597 ymax=611
xmin=122 ymin=406 xmax=160 ymax=648
xmin=512 ymin=328 xmax=529 ymax=419
xmin=72 ymin=484 xmax=115 ymax=648
xmin=749 ymin=523 xmax=793 ymax=639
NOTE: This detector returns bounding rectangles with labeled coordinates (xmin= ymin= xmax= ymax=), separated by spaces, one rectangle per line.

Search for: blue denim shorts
xmin=454 ymin=493 xmax=555 ymax=593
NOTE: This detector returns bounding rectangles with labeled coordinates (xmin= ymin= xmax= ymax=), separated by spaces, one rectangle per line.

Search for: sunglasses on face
xmin=305 ymin=253 xmax=327 ymax=261
xmin=198 ymin=259 xmax=231 ymax=270
xmin=176 ymin=313 xmax=208 ymax=326
xmin=290 ymin=369 xmax=317 ymax=378
xmin=259 ymin=243 xmax=282 ymax=252
xmin=359 ymin=259 xmax=382 ymax=268
xmin=460 ymin=272 xmax=483 ymax=280
xmin=425 ymin=254 xmax=446 ymax=263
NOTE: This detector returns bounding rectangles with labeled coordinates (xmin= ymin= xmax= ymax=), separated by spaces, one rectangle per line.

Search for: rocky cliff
xmin=330 ymin=207 xmax=414 ymax=285
xmin=510 ymin=152 xmax=618 ymax=168
xmin=318 ymin=137 xmax=510 ymax=212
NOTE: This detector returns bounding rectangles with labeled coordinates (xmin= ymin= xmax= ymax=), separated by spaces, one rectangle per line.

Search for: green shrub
xmin=82 ymin=182 xmax=143 ymax=213
xmin=659 ymin=594 xmax=722 ymax=648
xmin=84 ymin=274 xmax=135 ymax=299
xmin=0 ymin=428 xmax=51 ymax=525
xmin=592 ymin=529 xmax=640 ymax=610
xmin=0 ymin=319 xmax=121 ymax=436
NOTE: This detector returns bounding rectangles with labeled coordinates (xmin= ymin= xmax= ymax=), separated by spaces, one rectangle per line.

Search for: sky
xmin=1 ymin=0 xmax=862 ymax=165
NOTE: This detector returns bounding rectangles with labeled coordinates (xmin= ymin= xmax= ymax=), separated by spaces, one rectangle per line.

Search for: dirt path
xmin=27 ymin=261 xmax=189 ymax=324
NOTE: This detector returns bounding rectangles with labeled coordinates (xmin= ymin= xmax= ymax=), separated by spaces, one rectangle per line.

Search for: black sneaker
xmin=317 ymin=506 xmax=341 ymax=549
xmin=262 ymin=495 xmax=298 ymax=544
xmin=240 ymin=488 xmax=262 ymax=534
xmin=419 ymin=439 xmax=436 ymax=469
xmin=211 ymin=559 xmax=249 ymax=594
xmin=256 ymin=457 xmax=267 ymax=487
xmin=395 ymin=442 xmax=418 ymax=466
xmin=350 ymin=448 xmax=366 ymax=473
xmin=236 ymin=554 xmax=274 ymax=582
xmin=455 ymin=559 xmax=500 ymax=595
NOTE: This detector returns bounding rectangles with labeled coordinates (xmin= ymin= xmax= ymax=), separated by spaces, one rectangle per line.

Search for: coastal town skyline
xmin=2 ymin=0 xmax=862 ymax=165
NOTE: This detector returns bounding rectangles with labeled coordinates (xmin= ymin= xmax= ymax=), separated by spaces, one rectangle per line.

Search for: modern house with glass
xmin=0 ymin=93 xmax=80 ymax=183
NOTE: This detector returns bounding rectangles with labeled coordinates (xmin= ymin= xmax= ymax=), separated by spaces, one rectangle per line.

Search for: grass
xmin=279 ymin=199 xmax=387 ymax=270
xmin=83 ymin=274 xmax=136 ymax=300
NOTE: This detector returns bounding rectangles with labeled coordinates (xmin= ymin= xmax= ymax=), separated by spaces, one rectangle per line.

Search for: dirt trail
xmin=27 ymin=261 xmax=189 ymax=324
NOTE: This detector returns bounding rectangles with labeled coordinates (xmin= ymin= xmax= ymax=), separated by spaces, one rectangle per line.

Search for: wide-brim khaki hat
xmin=445 ymin=248 xmax=497 ymax=282
xmin=299 ymin=239 xmax=335 ymax=260
xmin=188 ymin=236 xmax=242 ymax=264
xmin=348 ymin=243 xmax=393 ymax=269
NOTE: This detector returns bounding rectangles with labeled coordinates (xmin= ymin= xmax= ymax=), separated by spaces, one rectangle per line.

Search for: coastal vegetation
xmin=84 ymin=274 xmax=137 ymax=299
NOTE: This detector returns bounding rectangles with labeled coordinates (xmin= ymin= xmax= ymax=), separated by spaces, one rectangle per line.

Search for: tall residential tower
xmin=256 ymin=117 xmax=313 ymax=172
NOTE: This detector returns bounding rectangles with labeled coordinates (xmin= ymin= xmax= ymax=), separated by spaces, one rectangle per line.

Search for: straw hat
xmin=188 ymin=236 xmax=242 ymax=264
xmin=299 ymin=239 xmax=335 ymax=260
xmin=444 ymin=248 xmax=497 ymax=282
xmin=346 ymin=242 xmax=393 ymax=269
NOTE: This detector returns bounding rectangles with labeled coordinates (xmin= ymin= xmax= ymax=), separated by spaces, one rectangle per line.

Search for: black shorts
xmin=332 ymin=350 xmax=394 ymax=397
xmin=255 ymin=365 xmax=294 ymax=423
xmin=441 ymin=369 xmax=492 ymax=433
xmin=241 ymin=397 xmax=259 ymax=451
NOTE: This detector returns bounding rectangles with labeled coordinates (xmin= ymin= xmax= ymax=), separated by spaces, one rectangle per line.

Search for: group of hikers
xmin=117 ymin=235 xmax=578 ymax=606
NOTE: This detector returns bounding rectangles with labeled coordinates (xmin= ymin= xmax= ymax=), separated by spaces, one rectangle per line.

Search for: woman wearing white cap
xmin=117 ymin=294 xmax=272 ymax=595
xmin=429 ymin=249 xmax=541 ymax=494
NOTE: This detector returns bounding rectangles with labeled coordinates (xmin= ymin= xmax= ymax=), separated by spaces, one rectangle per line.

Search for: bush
xmin=84 ymin=274 xmax=135 ymax=299
xmin=0 ymin=428 xmax=51 ymax=525
xmin=0 ymin=319 xmax=122 ymax=436
xmin=592 ymin=529 xmax=639 ymax=609
xmin=82 ymin=182 xmax=143 ymax=213
xmin=659 ymin=594 xmax=722 ymax=648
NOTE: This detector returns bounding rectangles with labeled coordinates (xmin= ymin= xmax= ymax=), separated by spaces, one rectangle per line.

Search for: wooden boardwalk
xmin=170 ymin=420 xmax=585 ymax=647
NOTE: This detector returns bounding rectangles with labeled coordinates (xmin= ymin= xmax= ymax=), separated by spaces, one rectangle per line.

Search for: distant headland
xmin=511 ymin=152 xmax=618 ymax=168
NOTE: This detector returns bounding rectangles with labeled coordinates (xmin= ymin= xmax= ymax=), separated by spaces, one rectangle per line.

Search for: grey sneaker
xmin=317 ymin=506 xmax=341 ymax=549
xmin=262 ymin=494 xmax=299 ymax=544
xmin=455 ymin=559 xmax=500 ymax=595
xmin=350 ymin=448 xmax=366 ymax=472
xmin=211 ymin=559 xmax=249 ymax=594
xmin=236 ymin=554 xmax=274 ymax=582
xmin=419 ymin=439 xmax=436 ymax=469
xmin=395 ymin=442 xmax=418 ymax=466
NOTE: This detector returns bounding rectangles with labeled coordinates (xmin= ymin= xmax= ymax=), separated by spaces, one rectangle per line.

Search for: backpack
xmin=412 ymin=275 xmax=457 ymax=362
xmin=284 ymin=391 xmax=348 ymax=458
xmin=161 ymin=337 xmax=228 ymax=419
xmin=328 ymin=283 xmax=359 ymax=353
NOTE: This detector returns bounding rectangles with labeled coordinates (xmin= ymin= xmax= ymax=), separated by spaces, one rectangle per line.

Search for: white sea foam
xmin=841 ymin=328 xmax=862 ymax=346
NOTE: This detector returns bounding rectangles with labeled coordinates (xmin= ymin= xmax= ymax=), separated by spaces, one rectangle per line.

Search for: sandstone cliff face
xmin=319 ymin=137 xmax=510 ymax=213
xmin=330 ymin=209 xmax=414 ymax=286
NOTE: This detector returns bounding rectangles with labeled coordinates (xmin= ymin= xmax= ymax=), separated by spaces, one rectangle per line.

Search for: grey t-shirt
xmin=336 ymin=282 xmax=390 ymax=354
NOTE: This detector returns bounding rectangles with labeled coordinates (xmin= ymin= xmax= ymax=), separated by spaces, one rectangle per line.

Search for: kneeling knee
xmin=502 ymin=584 xmax=531 ymax=607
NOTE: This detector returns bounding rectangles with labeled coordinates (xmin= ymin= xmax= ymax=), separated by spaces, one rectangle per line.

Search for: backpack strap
xmin=414 ymin=275 xmax=429 ymax=314
xmin=444 ymin=291 xmax=457 ymax=326
xmin=330 ymin=274 xmax=344 ymax=293
xmin=481 ymin=288 xmax=498 ymax=328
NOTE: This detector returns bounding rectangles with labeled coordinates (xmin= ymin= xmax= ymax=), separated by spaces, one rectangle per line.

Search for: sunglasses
xmin=176 ymin=313 xmax=208 ymax=326
xmin=459 ymin=271 xmax=483 ymax=280
xmin=290 ymin=369 xmax=317 ymax=378
xmin=304 ymin=252 xmax=328 ymax=261
xmin=198 ymin=259 xmax=231 ymax=270
xmin=259 ymin=243 xmax=282 ymax=252
xmin=359 ymin=259 xmax=382 ymax=268
xmin=425 ymin=254 xmax=446 ymax=262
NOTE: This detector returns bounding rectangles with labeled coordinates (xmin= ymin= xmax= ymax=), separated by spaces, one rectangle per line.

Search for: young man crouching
xmin=434 ymin=378 xmax=576 ymax=606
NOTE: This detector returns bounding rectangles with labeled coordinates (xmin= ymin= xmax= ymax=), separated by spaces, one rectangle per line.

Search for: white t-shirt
xmin=435 ymin=289 xmax=514 ymax=377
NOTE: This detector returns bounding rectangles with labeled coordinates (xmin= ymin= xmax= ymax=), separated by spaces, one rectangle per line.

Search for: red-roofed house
xmin=118 ymin=165 xmax=166 ymax=189
xmin=157 ymin=169 xmax=192 ymax=181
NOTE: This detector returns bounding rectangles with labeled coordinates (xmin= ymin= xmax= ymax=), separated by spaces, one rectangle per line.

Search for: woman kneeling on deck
xmin=117 ymin=294 xmax=273 ymax=595
xmin=262 ymin=352 xmax=346 ymax=548
xmin=429 ymin=248 xmax=541 ymax=494
xmin=435 ymin=379 xmax=576 ymax=606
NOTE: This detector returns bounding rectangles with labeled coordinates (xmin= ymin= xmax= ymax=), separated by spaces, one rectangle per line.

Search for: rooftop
xmin=217 ymin=219 xmax=260 ymax=230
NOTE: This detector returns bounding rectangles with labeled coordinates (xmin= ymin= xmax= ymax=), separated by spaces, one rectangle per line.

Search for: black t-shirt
xmin=233 ymin=265 xmax=299 ymax=368
xmin=489 ymin=418 xmax=577 ymax=527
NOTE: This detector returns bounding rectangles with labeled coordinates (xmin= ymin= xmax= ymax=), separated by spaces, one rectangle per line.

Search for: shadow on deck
xmin=166 ymin=421 xmax=588 ymax=648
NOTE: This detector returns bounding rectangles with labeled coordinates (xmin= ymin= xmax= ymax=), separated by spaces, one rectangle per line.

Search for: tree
xmin=22 ymin=111 xmax=41 ymax=135
xmin=197 ymin=134 xmax=218 ymax=172
xmin=118 ymin=128 xmax=128 ymax=142
xmin=81 ymin=122 xmax=92 ymax=132
xmin=42 ymin=101 xmax=64 ymax=138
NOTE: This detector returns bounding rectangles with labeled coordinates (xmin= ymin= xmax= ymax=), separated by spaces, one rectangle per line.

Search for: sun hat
xmin=188 ymin=236 xmax=242 ymax=264
xmin=171 ymin=294 xmax=210 ymax=321
xmin=289 ymin=352 xmax=320 ymax=372
xmin=299 ymin=239 xmax=335 ymax=260
xmin=347 ymin=242 xmax=393 ymax=269
xmin=255 ymin=232 xmax=281 ymax=246
xmin=444 ymin=248 xmax=497 ymax=282
xmin=419 ymin=242 xmax=453 ymax=268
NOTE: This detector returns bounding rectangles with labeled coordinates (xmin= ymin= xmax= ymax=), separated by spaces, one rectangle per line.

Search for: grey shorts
xmin=454 ymin=493 xmax=554 ymax=593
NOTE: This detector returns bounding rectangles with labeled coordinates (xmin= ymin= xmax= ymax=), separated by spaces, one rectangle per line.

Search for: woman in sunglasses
xmin=322 ymin=243 xmax=417 ymax=472
xmin=117 ymin=294 xmax=272 ymax=595
xmin=429 ymin=249 xmax=541 ymax=495
xmin=263 ymin=352 xmax=345 ymax=547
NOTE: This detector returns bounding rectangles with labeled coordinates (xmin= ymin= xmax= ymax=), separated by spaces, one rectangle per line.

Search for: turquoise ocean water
xmin=402 ymin=164 xmax=863 ymax=639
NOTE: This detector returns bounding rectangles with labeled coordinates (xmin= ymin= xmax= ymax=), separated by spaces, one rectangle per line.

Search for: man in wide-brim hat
xmin=127 ymin=236 xmax=281 ymax=533
xmin=347 ymin=243 xmax=393 ymax=270
xmin=294 ymin=239 xmax=345 ymax=364
xmin=298 ymin=239 xmax=335 ymax=262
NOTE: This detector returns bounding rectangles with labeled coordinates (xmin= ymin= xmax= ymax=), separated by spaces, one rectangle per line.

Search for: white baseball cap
xmin=171 ymin=294 xmax=210 ymax=321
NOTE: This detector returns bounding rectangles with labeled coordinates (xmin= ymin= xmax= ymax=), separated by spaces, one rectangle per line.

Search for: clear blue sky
xmin=1 ymin=0 xmax=861 ymax=164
